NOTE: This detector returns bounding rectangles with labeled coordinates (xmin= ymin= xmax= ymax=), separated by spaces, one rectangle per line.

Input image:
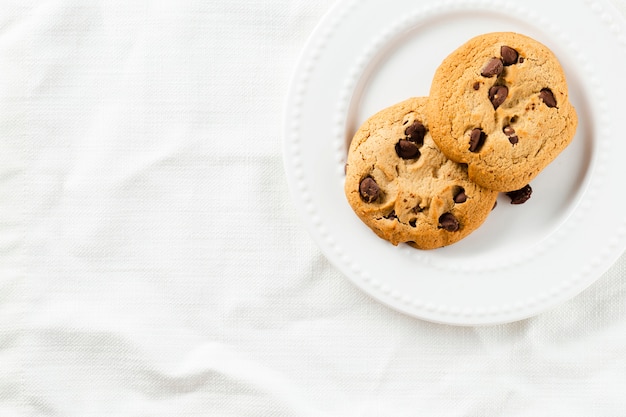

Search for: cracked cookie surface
xmin=344 ymin=97 xmax=498 ymax=249
xmin=426 ymin=32 xmax=578 ymax=192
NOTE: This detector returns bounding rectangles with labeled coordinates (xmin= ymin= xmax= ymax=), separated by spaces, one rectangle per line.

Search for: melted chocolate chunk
xmin=404 ymin=120 xmax=426 ymax=145
xmin=469 ymin=128 xmax=486 ymax=152
xmin=359 ymin=177 xmax=380 ymax=203
xmin=500 ymin=45 xmax=519 ymax=66
xmin=503 ymin=125 xmax=518 ymax=145
xmin=395 ymin=139 xmax=420 ymax=159
xmin=384 ymin=210 xmax=397 ymax=220
xmin=488 ymin=85 xmax=508 ymax=109
xmin=453 ymin=187 xmax=467 ymax=204
xmin=539 ymin=88 xmax=557 ymax=108
xmin=506 ymin=184 xmax=532 ymax=204
xmin=481 ymin=58 xmax=503 ymax=78
xmin=438 ymin=213 xmax=460 ymax=231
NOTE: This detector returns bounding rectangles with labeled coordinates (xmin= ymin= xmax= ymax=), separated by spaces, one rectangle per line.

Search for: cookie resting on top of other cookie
xmin=426 ymin=32 xmax=578 ymax=192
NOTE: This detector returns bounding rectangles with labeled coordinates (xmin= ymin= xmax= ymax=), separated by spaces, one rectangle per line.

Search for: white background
xmin=1 ymin=1 xmax=626 ymax=416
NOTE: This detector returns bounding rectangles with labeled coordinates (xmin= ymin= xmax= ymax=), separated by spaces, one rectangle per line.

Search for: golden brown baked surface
xmin=426 ymin=32 xmax=578 ymax=192
xmin=344 ymin=97 xmax=498 ymax=249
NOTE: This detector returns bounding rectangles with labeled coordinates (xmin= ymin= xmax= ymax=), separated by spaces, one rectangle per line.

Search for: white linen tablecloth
xmin=2 ymin=1 xmax=626 ymax=415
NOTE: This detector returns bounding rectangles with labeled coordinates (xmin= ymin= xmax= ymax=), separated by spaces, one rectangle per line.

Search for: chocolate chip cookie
xmin=426 ymin=32 xmax=578 ymax=192
xmin=344 ymin=97 xmax=498 ymax=249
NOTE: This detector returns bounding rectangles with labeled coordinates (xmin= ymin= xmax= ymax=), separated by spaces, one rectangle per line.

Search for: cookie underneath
xmin=344 ymin=97 xmax=498 ymax=249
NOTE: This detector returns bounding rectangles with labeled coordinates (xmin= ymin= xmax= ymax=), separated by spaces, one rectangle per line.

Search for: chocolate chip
xmin=488 ymin=85 xmax=508 ymax=109
xmin=481 ymin=58 xmax=503 ymax=78
xmin=404 ymin=121 xmax=426 ymax=145
xmin=500 ymin=45 xmax=519 ymax=66
xmin=359 ymin=177 xmax=380 ymax=203
xmin=453 ymin=187 xmax=467 ymax=203
xmin=506 ymin=184 xmax=532 ymax=204
xmin=469 ymin=128 xmax=486 ymax=152
xmin=395 ymin=139 xmax=420 ymax=159
xmin=438 ymin=213 xmax=460 ymax=231
xmin=409 ymin=219 xmax=417 ymax=227
xmin=519 ymin=57 xmax=525 ymax=63
xmin=384 ymin=210 xmax=397 ymax=220
xmin=473 ymin=81 xmax=480 ymax=90
xmin=539 ymin=88 xmax=557 ymax=108
xmin=503 ymin=125 xmax=518 ymax=145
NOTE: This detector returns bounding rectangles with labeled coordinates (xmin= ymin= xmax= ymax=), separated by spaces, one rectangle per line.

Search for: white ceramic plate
xmin=283 ymin=0 xmax=626 ymax=325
